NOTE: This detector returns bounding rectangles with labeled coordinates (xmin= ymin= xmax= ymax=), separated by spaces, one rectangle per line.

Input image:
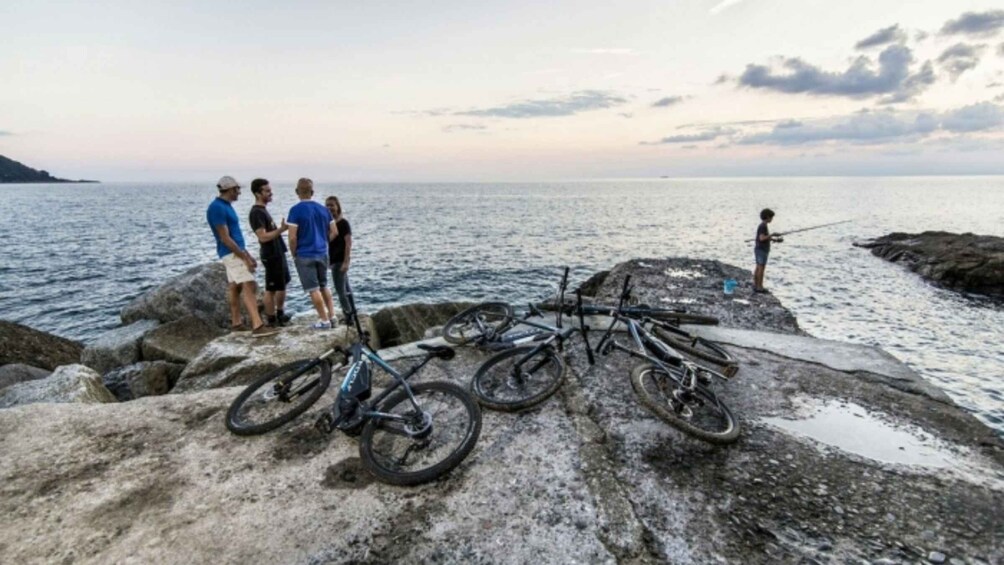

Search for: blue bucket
xmin=723 ymin=279 xmax=737 ymax=295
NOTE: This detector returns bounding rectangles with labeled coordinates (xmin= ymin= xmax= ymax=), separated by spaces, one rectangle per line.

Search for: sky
xmin=2 ymin=0 xmax=1004 ymax=181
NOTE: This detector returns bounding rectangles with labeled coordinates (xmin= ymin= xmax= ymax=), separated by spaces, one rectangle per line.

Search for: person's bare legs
xmin=275 ymin=290 xmax=286 ymax=315
xmin=263 ymin=291 xmax=276 ymax=317
xmin=240 ymin=281 xmax=265 ymax=328
xmin=753 ymin=264 xmax=765 ymax=290
xmin=227 ymin=283 xmax=243 ymax=326
xmin=308 ymin=289 xmax=328 ymax=321
xmin=320 ymin=287 xmax=336 ymax=323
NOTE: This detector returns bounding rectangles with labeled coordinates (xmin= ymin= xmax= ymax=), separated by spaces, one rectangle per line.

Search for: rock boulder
xmin=141 ymin=315 xmax=227 ymax=364
xmin=855 ymin=231 xmax=1004 ymax=297
xmin=0 ymin=364 xmax=116 ymax=408
xmin=81 ymin=319 xmax=160 ymax=374
xmin=172 ymin=316 xmax=379 ymax=393
xmin=371 ymin=301 xmax=478 ymax=347
xmin=102 ymin=361 xmax=185 ymax=401
xmin=0 ymin=364 xmax=51 ymax=392
xmin=120 ymin=262 xmax=233 ymax=328
xmin=0 ymin=320 xmax=83 ymax=371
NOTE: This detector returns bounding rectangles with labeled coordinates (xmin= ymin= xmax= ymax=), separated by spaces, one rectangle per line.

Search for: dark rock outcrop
xmin=80 ymin=319 xmax=160 ymax=374
xmin=371 ymin=301 xmax=478 ymax=347
xmin=0 ymin=364 xmax=116 ymax=408
xmin=141 ymin=315 xmax=227 ymax=364
xmin=0 ymin=364 xmax=51 ymax=392
xmin=855 ymin=231 xmax=1004 ymax=297
xmin=120 ymin=263 xmax=233 ymax=328
xmin=0 ymin=154 xmax=96 ymax=183
xmin=0 ymin=320 xmax=84 ymax=371
xmin=102 ymin=361 xmax=184 ymax=401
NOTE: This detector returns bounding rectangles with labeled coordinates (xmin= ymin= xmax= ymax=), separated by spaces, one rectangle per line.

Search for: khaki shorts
xmin=221 ymin=253 xmax=255 ymax=284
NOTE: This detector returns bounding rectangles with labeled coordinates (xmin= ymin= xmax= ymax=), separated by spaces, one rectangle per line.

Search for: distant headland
xmin=0 ymin=155 xmax=98 ymax=183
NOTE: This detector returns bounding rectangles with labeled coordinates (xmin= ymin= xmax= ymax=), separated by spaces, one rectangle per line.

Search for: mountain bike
xmin=593 ymin=275 xmax=740 ymax=444
xmin=226 ymin=292 xmax=482 ymax=486
xmin=442 ymin=267 xmax=595 ymax=411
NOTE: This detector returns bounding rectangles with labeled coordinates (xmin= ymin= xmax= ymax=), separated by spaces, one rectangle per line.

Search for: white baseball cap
xmin=217 ymin=176 xmax=241 ymax=191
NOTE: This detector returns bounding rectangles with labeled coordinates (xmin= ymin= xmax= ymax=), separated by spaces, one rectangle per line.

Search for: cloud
xmin=570 ymin=48 xmax=638 ymax=56
xmin=641 ymin=126 xmax=735 ymax=145
xmin=737 ymin=45 xmax=934 ymax=103
xmin=940 ymin=10 xmax=1004 ymax=36
xmin=855 ymin=25 xmax=907 ymax=49
xmin=0 ymin=131 xmax=12 ymax=136
xmin=732 ymin=103 xmax=1004 ymax=146
xmin=999 ymin=42 xmax=1004 ymax=56
xmin=709 ymin=0 xmax=745 ymax=16
xmin=937 ymin=43 xmax=986 ymax=79
xmin=442 ymin=124 xmax=487 ymax=133
xmin=454 ymin=90 xmax=627 ymax=118
xmin=652 ymin=96 xmax=684 ymax=107
xmin=940 ymin=102 xmax=1004 ymax=132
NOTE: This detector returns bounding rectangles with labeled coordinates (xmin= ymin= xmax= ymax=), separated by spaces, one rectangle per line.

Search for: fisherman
xmin=753 ymin=208 xmax=783 ymax=294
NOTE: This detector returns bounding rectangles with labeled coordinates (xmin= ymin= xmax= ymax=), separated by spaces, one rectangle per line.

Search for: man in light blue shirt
xmin=287 ymin=177 xmax=338 ymax=329
xmin=206 ymin=176 xmax=279 ymax=337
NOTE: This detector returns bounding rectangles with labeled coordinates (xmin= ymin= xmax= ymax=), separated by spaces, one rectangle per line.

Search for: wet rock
xmin=928 ymin=551 xmax=946 ymax=563
xmin=855 ymin=231 xmax=1004 ymax=297
xmin=371 ymin=301 xmax=477 ymax=347
xmin=102 ymin=361 xmax=185 ymax=401
xmin=0 ymin=364 xmax=116 ymax=408
xmin=81 ymin=319 xmax=160 ymax=374
xmin=0 ymin=363 xmax=51 ymax=391
xmin=0 ymin=320 xmax=83 ymax=371
xmin=120 ymin=262 xmax=233 ymax=328
xmin=141 ymin=315 xmax=227 ymax=364
xmin=172 ymin=316 xmax=378 ymax=392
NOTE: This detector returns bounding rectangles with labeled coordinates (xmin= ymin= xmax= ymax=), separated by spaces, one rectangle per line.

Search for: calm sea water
xmin=1 ymin=178 xmax=1002 ymax=432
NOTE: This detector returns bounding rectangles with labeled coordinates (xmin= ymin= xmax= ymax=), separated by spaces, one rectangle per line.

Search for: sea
xmin=1 ymin=178 xmax=1002 ymax=433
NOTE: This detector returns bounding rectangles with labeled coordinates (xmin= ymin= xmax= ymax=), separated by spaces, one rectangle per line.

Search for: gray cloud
xmin=855 ymin=25 xmax=907 ymax=49
xmin=941 ymin=102 xmax=1004 ymax=132
xmin=940 ymin=10 xmax=1004 ymax=36
xmin=0 ymin=131 xmax=12 ymax=136
xmin=454 ymin=90 xmax=627 ymax=118
xmin=737 ymin=45 xmax=934 ymax=102
xmin=998 ymin=42 xmax=1004 ymax=56
xmin=937 ymin=43 xmax=986 ymax=79
xmin=652 ymin=96 xmax=684 ymax=107
xmin=641 ymin=126 xmax=735 ymax=145
xmin=732 ymin=103 xmax=1004 ymax=146
xmin=442 ymin=124 xmax=487 ymax=133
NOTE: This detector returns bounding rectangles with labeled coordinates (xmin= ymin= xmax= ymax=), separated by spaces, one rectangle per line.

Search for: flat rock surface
xmin=855 ymin=231 xmax=1004 ymax=297
xmin=0 ymin=334 xmax=1000 ymax=564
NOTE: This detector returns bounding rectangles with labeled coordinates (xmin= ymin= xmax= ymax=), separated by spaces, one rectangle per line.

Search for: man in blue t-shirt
xmin=287 ymin=178 xmax=338 ymax=329
xmin=206 ymin=176 xmax=279 ymax=337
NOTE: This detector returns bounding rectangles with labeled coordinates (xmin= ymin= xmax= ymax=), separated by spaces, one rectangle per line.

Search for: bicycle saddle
xmin=417 ymin=343 xmax=456 ymax=360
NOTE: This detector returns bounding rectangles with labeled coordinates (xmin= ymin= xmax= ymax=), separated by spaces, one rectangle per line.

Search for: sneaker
xmin=278 ymin=313 xmax=292 ymax=326
xmin=230 ymin=323 xmax=250 ymax=333
xmin=754 ymin=288 xmax=771 ymax=294
xmin=251 ymin=324 xmax=281 ymax=338
xmin=266 ymin=315 xmax=278 ymax=327
xmin=312 ymin=320 xmax=332 ymax=330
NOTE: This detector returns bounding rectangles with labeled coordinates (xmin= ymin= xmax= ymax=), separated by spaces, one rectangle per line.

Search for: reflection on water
xmin=0 ymin=178 xmax=1002 ymax=432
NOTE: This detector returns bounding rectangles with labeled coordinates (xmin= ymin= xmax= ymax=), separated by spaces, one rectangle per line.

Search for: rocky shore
xmin=0 ymin=258 xmax=1001 ymax=564
xmin=855 ymin=231 xmax=1004 ymax=298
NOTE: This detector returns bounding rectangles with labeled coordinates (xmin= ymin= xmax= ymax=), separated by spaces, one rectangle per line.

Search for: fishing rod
xmin=745 ymin=219 xmax=852 ymax=242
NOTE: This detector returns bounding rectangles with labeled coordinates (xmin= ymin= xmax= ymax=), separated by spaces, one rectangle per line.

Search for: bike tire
xmin=470 ymin=345 xmax=566 ymax=412
xmin=442 ymin=302 xmax=515 ymax=345
xmin=631 ymin=308 xmax=719 ymax=326
xmin=630 ymin=363 xmax=740 ymax=444
xmin=652 ymin=324 xmax=738 ymax=378
xmin=359 ymin=381 xmax=482 ymax=486
xmin=225 ymin=359 xmax=332 ymax=436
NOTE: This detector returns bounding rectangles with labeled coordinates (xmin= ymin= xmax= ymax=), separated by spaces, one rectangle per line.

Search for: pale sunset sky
xmin=2 ymin=0 xmax=1004 ymax=181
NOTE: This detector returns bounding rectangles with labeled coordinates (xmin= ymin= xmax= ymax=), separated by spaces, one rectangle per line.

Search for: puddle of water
xmin=732 ymin=298 xmax=751 ymax=305
xmin=663 ymin=268 xmax=704 ymax=279
xmin=660 ymin=297 xmax=698 ymax=305
xmin=763 ymin=400 xmax=963 ymax=468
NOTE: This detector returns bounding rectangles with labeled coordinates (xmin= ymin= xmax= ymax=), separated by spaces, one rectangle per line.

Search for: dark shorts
xmin=754 ymin=248 xmax=769 ymax=266
xmin=262 ymin=254 xmax=291 ymax=292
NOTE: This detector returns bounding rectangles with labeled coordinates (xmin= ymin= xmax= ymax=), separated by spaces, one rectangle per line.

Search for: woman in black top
xmin=325 ymin=196 xmax=353 ymax=321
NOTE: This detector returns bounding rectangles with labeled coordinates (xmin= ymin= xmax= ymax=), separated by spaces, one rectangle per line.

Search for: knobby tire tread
xmin=471 ymin=345 xmax=566 ymax=412
xmin=629 ymin=363 xmax=740 ymax=444
xmin=442 ymin=302 xmax=515 ymax=345
xmin=225 ymin=359 xmax=332 ymax=436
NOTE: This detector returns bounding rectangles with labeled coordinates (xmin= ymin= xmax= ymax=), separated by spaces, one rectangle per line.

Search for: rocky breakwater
xmin=855 ymin=231 xmax=1004 ymax=297
xmin=0 ymin=257 xmax=1001 ymax=564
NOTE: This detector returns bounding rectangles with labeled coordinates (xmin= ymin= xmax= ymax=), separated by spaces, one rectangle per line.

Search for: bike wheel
xmin=359 ymin=381 xmax=482 ymax=486
xmin=652 ymin=324 xmax=738 ymax=378
xmin=630 ymin=363 xmax=739 ymax=444
xmin=629 ymin=306 xmax=719 ymax=326
xmin=471 ymin=345 xmax=566 ymax=412
xmin=225 ymin=359 xmax=332 ymax=436
xmin=442 ymin=302 xmax=515 ymax=345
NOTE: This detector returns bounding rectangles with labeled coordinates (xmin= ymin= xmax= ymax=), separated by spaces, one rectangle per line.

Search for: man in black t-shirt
xmin=753 ymin=208 xmax=782 ymax=294
xmin=249 ymin=178 xmax=292 ymax=326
